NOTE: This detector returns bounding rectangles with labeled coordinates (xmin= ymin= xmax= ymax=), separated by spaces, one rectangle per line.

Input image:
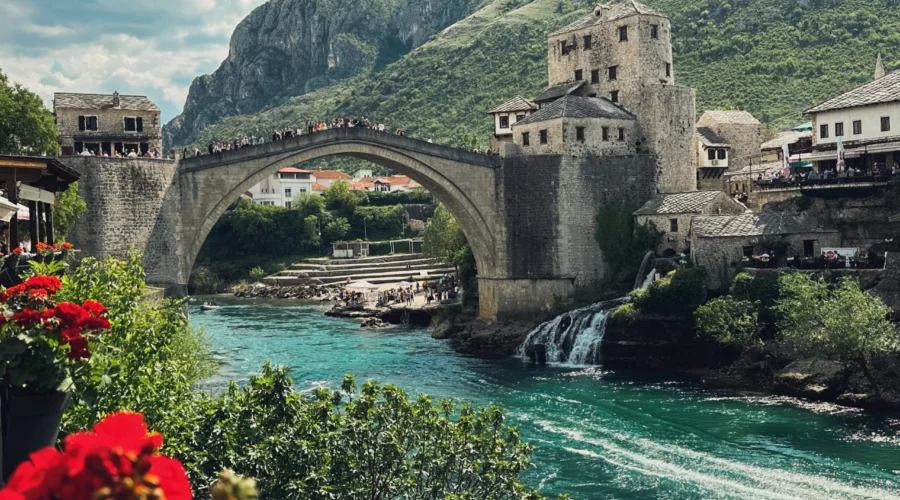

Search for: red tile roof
xmin=280 ymin=167 xmax=312 ymax=173
xmin=311 ymin=170 xmax=351 ymax=180
xmin=312 ymin=183 xmax=327 ymax=192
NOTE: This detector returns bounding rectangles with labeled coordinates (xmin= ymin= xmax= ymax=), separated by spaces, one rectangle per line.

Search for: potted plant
xmin=34 ymin=242 xmax=59 ymax=264
xmin=4 ymin=247 xmax=23 ymax=273
xmin=0 ymin=275 xmax=111 ymax=480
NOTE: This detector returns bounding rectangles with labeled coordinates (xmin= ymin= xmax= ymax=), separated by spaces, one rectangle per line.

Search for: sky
xmin=0 ymin=0 xmax=268 ymax=123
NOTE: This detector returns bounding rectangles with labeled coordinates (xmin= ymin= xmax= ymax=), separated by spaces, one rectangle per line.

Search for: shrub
xmin=595 ymin=201 xmax=663 ymax=275
xmin=249 ymin=267 xmax=266 ymax=282
xmin=695 ymin=297 xmax=761 ymax=349
xmin=633 ymin=268 xmax=707 ymax=315
xmin=611 ymin=303 xmax=638 ymax=325
xmin=730 ymin=272 xmax=780 ymax=307
xmin=775 ymin=275 xmax=900 ymax=395
xmin=351 ymin=204 xmax=407 ymax=240
xmin=364 ymin=190 xmax=432 ymax=206
xmin=190 ymin=266 xmax=225 ymax=294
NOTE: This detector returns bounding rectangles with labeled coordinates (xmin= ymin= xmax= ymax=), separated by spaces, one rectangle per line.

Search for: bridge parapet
xmin=180 ymin=127 xmax=498 ymax=172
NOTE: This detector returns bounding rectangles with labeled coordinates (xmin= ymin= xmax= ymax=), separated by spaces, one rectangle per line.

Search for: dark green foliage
xmin=350 ymin=204 xmax=407 ymax=240
xmin=324 ymin=180 xmax=364 ymax=214
xmin=0 ymin=68 xmax=58 ymax=156
xmin=52 ymin=183 xmax=87 ymax=241
xmin=365 ymin=190 xmax=433 ymax=206
xmin=695 ymin=296 xmax=761 ymax=350
xmin=595 ymin=201 xmax=663 ymax=274
xmin=631 ymin=268 xmax=708 ymax=315
xmin=730 ymin=272 xmax=780 ymax=309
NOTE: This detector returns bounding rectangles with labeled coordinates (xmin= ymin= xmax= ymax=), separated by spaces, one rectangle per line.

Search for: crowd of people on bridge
xmin=183 ymin=117 xmax=409 ymax=158
xmin=78 ymin=147 xmax=163 ymax=159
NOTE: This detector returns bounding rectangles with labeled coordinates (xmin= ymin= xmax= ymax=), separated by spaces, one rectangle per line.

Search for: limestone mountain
xmin=165 ymin=0 xmax=900 ymax=150
xmin=164 ymin=0 xmax=483 ymax=147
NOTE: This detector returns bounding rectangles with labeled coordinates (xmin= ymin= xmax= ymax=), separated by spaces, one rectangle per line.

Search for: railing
xmin=752 ymin=175 xmax=896 ymax=191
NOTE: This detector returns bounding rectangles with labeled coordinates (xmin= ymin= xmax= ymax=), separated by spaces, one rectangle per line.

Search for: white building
xmin=487 ymin=96 xmax=537 ymax=147
xmin=804 ymin=63 xmax=900 ymax=172
xmin=247 ymin=167 xmax=315 ymax=208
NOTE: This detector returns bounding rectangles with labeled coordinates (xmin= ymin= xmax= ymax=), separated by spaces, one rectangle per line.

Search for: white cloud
xmin=0 ymin=0 xmax=269 ymax=121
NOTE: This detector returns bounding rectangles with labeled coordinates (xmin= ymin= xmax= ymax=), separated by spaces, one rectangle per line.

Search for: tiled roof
xmin=312 ymin=183 xmax=327 ymax=192
xmin=514 ymin=95 xmax=635 ymax=126
xmin=488 ymin=96 xmax=538 ymax=114
xmin=634 ymin=191 xmax=724 ymax=216
xmin=693 ymin=212 xmax=837 ymax=238
xmin=533 ymin=81 xmax=587 ymax=104
xmin=375 ymin=175 xmax=412 ymax=185
xmin=351 ymin=181 xmax=375 ymax=191
xmin=760 ymin=130 xmax=812 ymax=150
xmin=696 ymin=127 xmax=729 ymax=147
xmin=699 ymin=110 xmax=760 ymax=125
xmin=310 ymin=170 xmax=351 ymax=179
xmin=550 ymin=1 xmax=665 ymax=37
xmin=280 ymin=167 xmax=312 ymax=173
xmin=54 ymin=93 xmax=160 ymax=112
xmin=806 ymin=70 xmax=900 ymax=113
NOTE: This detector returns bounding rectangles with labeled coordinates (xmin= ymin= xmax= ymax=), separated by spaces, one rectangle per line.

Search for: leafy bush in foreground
xmin=695 ymin=297 xmax=761 ymax=350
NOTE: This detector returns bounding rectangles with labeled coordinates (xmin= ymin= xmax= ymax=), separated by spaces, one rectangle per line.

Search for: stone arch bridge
xmin=67 ymin=127 xmax=657 ymax=320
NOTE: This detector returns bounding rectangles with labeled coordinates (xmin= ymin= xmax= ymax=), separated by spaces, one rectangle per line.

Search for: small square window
xmin=284 ymin=188 xmax=292 ymax=198
xmin=609 ymin=65 xmax=618 ymax=80
xmin=560 ymin=41 xmax=570 ymax=56
xmin=602 ymin=127 xmax=609 ymax=141
xmin=499 ymin=116 xmax=509 ymax=128
xmin=124 ymin=117 xmax=137 ymax=132
xmin=650 ymin=24 xmax=659 ymax=39
xmin=539 ymin=130 xmax=548 ymax=144
xmin=522 ymin=132 xmax=530 ymax=146
xmin=610 ymin=91 xmax=619 ymax=103
xmin=576 ymin=126 xmax=585 ymax=142
xmin=285 ymin=201 xmax=292 ymax=209
xmin=669 ymin=219 xmax=678 ymax=233
xmin=516 ymin=114 xmax=526 ymax=122
xmin=707 ymin=149 xmax=716 ymax=160
xmin=618 ymin=127 xmax=625 ymax=141
xmin=618 ymin=26 xmax=628 ymax=42
xmin=665 ymin=63 xmax=671 ymax=77
xmin=820 ymin=123 xmax=829 ymax=139
xmin=835 ymin=122 xmax=844 ymax=137
xmin=882 ymin=116 xmax=891 ymax=132
xmin=574 ymin=69 xmax=583 ymax=81
xmin=742 ymin=246 xmax=754 ymax=258
xmin=717 ymin=149 xmax=727 ymax=160
xmin=853 ymin=120 xmax=862 ymax=135
xmin=583 ymin=35 xmax=592 ymax=50
xmin=591 ymin=69 xmax=600 ymax=84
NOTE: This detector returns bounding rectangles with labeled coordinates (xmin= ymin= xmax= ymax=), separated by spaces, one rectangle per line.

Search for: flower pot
xmin=1 ymin=388 xmax=71 ymax=481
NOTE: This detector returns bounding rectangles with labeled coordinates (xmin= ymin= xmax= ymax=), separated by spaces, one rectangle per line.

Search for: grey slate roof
xmin=533 ymin=81 xmax=587 ymax=104
xmin=806 ymin=70 xmax=900 ymax=113
xmin=696 ymin=127 xmax=729 ymax=147
xmin=634 ymin=191 xmax=724 ymax=216
xmin=693 ymin=212 xmax=837 ymax=238
xmin=488 ymin=96 xmax=538 ymax=114
xmin=514 ymin=95 xmax=635 ymax=126
xmin=54 ymin=93 xmax=160 ymax=112
xmin=550 ymin=1 xmax=665 ymax=37
xmin=699 ymin=110 xmax=760 ymax=125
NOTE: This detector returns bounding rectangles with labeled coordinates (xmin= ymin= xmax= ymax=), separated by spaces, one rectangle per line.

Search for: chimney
xmin=594 ymin=4 xmax=611 ymax=17
xmin=875 ymin=53 xmax=886 ymax=80
xmin=113 ymin=91 xmax=120 ymax=107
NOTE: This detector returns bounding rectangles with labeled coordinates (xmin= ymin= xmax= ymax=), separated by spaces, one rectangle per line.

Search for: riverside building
xmin=53 ymin=92 xmax=162 ymax=156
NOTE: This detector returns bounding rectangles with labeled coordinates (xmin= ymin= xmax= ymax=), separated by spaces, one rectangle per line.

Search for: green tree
xmin=595 ymin=201 xmax=662 ymax=274
xmin=322 ymin=216 xmax=351 ymax=242
xmin=293 ymin=192 xmax=326 ymax=218
xmin=775 ymin=275 xmax=900 ymax=395
xmin=695 ymin=296 xmax=761 ymax=350
xmin=323 ymin=179 xmax=361 ymax=213
xmin=422 ymin=203 xmax=467 ymax=265
xmin=52 ymin=183 xmax=87 ymax=241
xmin=0 ymin=69 xmax=58 ymax=156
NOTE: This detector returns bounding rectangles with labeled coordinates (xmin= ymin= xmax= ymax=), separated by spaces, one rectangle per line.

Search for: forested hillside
xmin=165 ymin=0 xmax=900 ymax=150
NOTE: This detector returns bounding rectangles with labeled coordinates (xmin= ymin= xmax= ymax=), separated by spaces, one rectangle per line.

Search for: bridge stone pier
xmin=66 ymin=127 xmax=657 ymax=321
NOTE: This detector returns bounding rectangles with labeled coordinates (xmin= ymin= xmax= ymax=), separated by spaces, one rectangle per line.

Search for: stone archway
xmin=178 ymin=131 xmax=500 ymax=291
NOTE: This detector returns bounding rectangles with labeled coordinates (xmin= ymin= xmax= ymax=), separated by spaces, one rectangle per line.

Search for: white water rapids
xmin=517 ymin=299 xmax=624 ymax=365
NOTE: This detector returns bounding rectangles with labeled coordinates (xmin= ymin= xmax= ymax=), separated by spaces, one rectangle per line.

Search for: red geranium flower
xmin=13 ymin=247 xmax=22 ymax=255
xmin=82 ymin=300 xmax=107 ymax=316
xmin=51 ymin=302 xmax=90 ymax=329
xmin=10 ymin=308 xmax=42 ymax=327
xmin=0 ymin=412 xmax=190 ymax=500
xmin=23 ymin=276 xmax=62 ymax=294
xmin=60 ymin=242 xmax=73 ymax=251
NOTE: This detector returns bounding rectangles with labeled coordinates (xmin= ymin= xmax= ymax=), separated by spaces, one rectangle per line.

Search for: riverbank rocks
xmin=774 ymin=359 xmax=849 ymax=399
xmin=361 ymin=317 xmax=388 ymax=329
xmin=233 ymin=283 xmax=338 ymax=300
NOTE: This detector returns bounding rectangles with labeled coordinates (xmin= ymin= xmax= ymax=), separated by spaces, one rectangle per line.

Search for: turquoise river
xmin=190 ymin=297 xmax=900 ymax=499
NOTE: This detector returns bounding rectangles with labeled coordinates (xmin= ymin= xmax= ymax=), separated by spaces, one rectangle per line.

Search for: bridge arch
xmin=178 ymin=129 xmax=500 ymax=287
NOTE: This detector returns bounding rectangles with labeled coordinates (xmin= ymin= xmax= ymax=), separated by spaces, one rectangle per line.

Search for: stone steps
xmin=283 ymin=261 xmax=442 ymax=277
xmin=265 ymin=270 xmax=455 ymax=286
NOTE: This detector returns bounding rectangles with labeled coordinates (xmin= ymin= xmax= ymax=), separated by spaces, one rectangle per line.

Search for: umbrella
xmin=398 ymin=281 xmax=413 ymax=286
xmin=346 ymin=280 xmax=380 ymax=290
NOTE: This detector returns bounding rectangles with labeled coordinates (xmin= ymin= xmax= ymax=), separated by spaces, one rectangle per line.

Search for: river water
xmin=190 ymin=297 xmax=900 ymax=499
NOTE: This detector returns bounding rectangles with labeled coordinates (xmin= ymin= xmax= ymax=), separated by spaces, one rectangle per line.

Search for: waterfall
xmin=517 ymin=299 xmax=624 ymax=365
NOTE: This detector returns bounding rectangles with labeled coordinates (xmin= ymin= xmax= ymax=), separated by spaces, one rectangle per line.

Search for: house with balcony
xmin=488 ymin=96 xmax=537 ymax=147
xmin=53 ymin=92 xmax=162 ymax=156
xmin=802 ymin=62 xmax=900 ymax=175
xmin=694 ymin=110 xmax=761 ymax=191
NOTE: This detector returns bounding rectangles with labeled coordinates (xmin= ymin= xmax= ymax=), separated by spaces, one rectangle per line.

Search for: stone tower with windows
xmin=543 ymin=1 xmax=697 ymax=193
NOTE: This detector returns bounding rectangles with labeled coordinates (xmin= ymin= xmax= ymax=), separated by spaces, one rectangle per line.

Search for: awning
xmin=0 ymin=196 xmax=17 ymax=222
xmin=19 ymin=185 xmax=55 ymax=204
xmin=346 ymin=280 xmax=380 ymax=290
xmin=15 ymin=204 xmax=29 ymax=221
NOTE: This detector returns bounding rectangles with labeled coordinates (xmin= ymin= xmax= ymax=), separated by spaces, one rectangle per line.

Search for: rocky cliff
xmin=164 ymin=0 xmax=480 ymax=147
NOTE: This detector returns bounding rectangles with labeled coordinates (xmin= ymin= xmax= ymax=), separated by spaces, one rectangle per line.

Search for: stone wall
xmin=692 ymin=231 xmax=842 ymax=290
xmin=499 ymin=153 xmax=657 ymax=288
xmin=65 ymin=156 xmax=184 ymax=289
xmin=56 ymin=107 xmax=162 ymax=154
xmin=511 ymin=117 xmax=635 ymax=156
xmin=642 ymin=85 xmax=697 ymax=194
xmin=477 ymin=277 xmax=576 ymax=321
